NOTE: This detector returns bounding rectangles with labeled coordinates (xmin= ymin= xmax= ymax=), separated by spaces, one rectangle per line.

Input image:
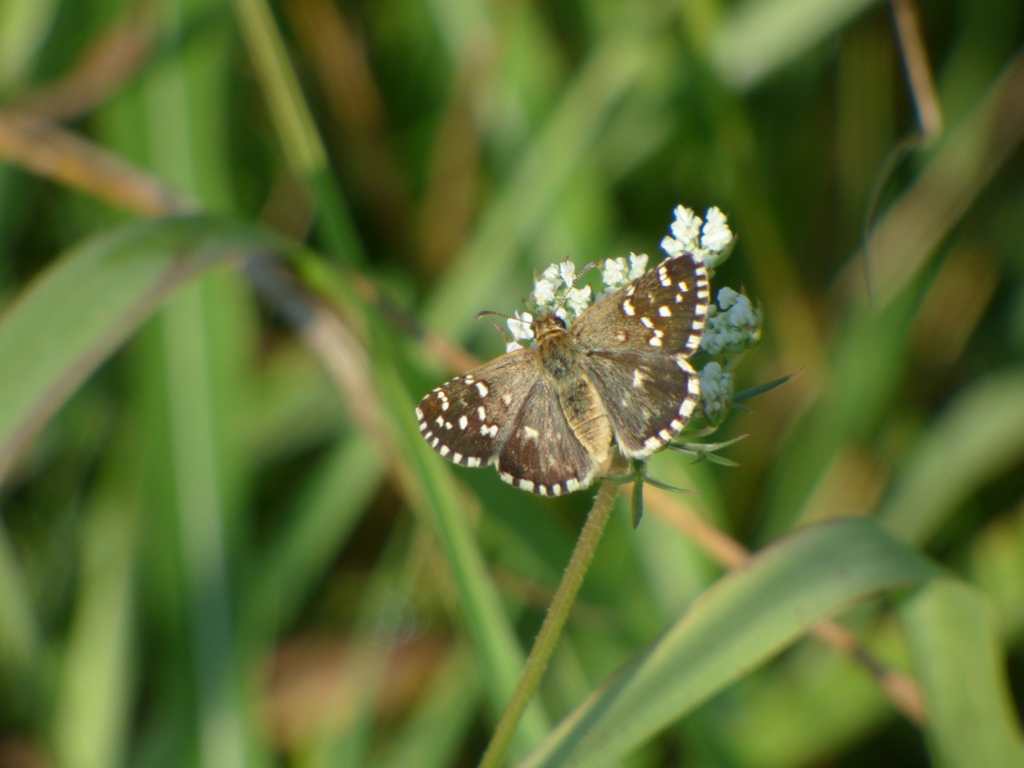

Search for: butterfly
xmin=416 ymin=251 xmax=710 ymax=496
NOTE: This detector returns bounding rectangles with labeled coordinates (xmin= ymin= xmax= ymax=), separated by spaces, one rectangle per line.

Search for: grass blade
xmin=902 ymin=579 xmax=1024 ymax=768
xmin=519 ymin=518 xmax=937 ymax=768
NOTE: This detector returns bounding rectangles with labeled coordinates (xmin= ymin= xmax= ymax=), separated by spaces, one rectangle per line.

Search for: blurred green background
xmin=1 ymin=0 xmax=1023 ymax=766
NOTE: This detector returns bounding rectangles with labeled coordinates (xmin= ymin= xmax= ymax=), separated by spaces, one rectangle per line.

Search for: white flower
xmin=506 ymin=340 xmax=524 ymax=352
xmin=700 ymin=207 xmax=733 ymax=252
xmin=660 ymin=235 xmax=685 ymax=258
xmin=564 ymin=285 xmax=593 ymax=317
xmin=670 ymin=206 xmax=702 ymax=249
xmin=553 ymin=306 xmax=569 ymax=322
xmin=602 ymin=257 xmax=627 ymax=289
xmin=507 ymin=311 xmax=534 ymax=341
xmin=558 ymin=260 xmax=577 ymax=288
xmin=700 ymin=288 xmax=761 ymax=355
xmin=540 ymin=264 xmax=560 ymax=283
xmin=601 ymin=253 xmax=651 ymax=295
xmin=532 ymin=278 xmax=556 ymax=306
xmin=717 ymin=286 xmax=740 ymax=308
xmin=700 ymin=361 xmax=729 ymax=396
xmin=627 ymin=252 xmax=648 ymax=280
xmin=698 ymin=361 xmax=734 ymax=427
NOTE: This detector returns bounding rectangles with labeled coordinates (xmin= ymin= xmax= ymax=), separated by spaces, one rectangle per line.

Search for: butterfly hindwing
xmin=417 ymin=349 xmax=600 ymax=496
xmin=416 ymin=349 xmax=538 ymax=469
xmin=577 ymin=348 xmax=700 ymax=459
xmin=495 ymin=377 xmax=601 ymax=496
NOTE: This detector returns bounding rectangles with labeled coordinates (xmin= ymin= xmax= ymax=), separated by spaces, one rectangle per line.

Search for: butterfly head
xmin=532 ymin=311 xmax=567 ymax=342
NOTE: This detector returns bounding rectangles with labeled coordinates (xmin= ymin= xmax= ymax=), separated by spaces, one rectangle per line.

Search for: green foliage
xmin=1 ymin=0 xmax=1022 ymax=766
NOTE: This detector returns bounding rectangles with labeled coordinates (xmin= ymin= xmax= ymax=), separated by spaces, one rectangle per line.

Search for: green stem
xmin=230 ymin=0 xmax=365 ymax=266
xmin=478 ymin=477 xmax=620 ymax=768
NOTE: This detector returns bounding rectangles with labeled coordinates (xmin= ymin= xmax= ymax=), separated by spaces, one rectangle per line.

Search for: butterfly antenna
xmin=476 ymin=309 xmax=512 ymax=321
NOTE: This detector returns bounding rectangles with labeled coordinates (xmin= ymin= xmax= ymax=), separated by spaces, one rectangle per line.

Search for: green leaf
xmin=880 ymin=369 xmax=1024 ymax=545
xmin=518 ymin=518 xmax=938 ymax=768
xmin=0 ymin=216 xmax=278 ymax=681
xmin=711 ymin=0 xmax=877 ymax=88
xmin=375 ymin=355 xmax=551 ymax=756
xmin=902 ymin=579 xmax=1024 ymax=768
xmin=0 ymin=215 xmax=279 ymax=486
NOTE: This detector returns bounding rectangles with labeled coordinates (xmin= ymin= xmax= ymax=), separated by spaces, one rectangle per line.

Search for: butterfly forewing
xmin=571 ymin=252 xmax=710 ymax=355
xmin=572 ymin=251 xmax=710 ymax=458
xmin=416 ymin=349 xmax=538 ymax=469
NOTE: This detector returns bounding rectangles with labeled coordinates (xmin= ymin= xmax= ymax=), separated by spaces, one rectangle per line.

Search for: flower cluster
xmin=600 ymin=252 xmax=649 ymax=293
xmin=700 ymin=287 xmax=762 ymax=355
xmin=505 ymin=311 xmax=535 ymax=351
xmin=505 ymin=262 xmax=594 ymax=351
xmin=696 ymin=362 xmax=734 ymax=428
xmin=660 ymin=205 xmax=734 ymax=269
xmin=531 ymin=261 xmax=593 ymax=320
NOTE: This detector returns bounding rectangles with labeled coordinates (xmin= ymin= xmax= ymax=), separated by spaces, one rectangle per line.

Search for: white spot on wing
xmin=519 ymin=479 xmax=535 ymax=492
xmin=659 ymin=306 xmax=671 ymax=317
xmin=477 ymin=406 xmax=486 ymax=421
xmin=440 ymin=445 xmax=450 ymax=457
xmin=475 ymin=382 xmax=489 ymax=397
xmin=622 ymin=299 xmax=635 ymax=316
xmin=453 ymin=452 xmax=463 ymax=464
xmin=459 ymin=415 xmax=469 ymax=430
xmin=523 ymin=426 xmax=539 ymax=440
xmin=640 ymin=317 xmax=654 ymax=329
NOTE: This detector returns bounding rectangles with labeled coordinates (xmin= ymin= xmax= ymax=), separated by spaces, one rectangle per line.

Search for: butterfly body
xmin=416 ymin=251 xmax=710 ymax=496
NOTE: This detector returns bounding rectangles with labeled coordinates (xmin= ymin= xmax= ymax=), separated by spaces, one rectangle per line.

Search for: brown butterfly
xmin=416 ymin=252 xmax=710 ymax=496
